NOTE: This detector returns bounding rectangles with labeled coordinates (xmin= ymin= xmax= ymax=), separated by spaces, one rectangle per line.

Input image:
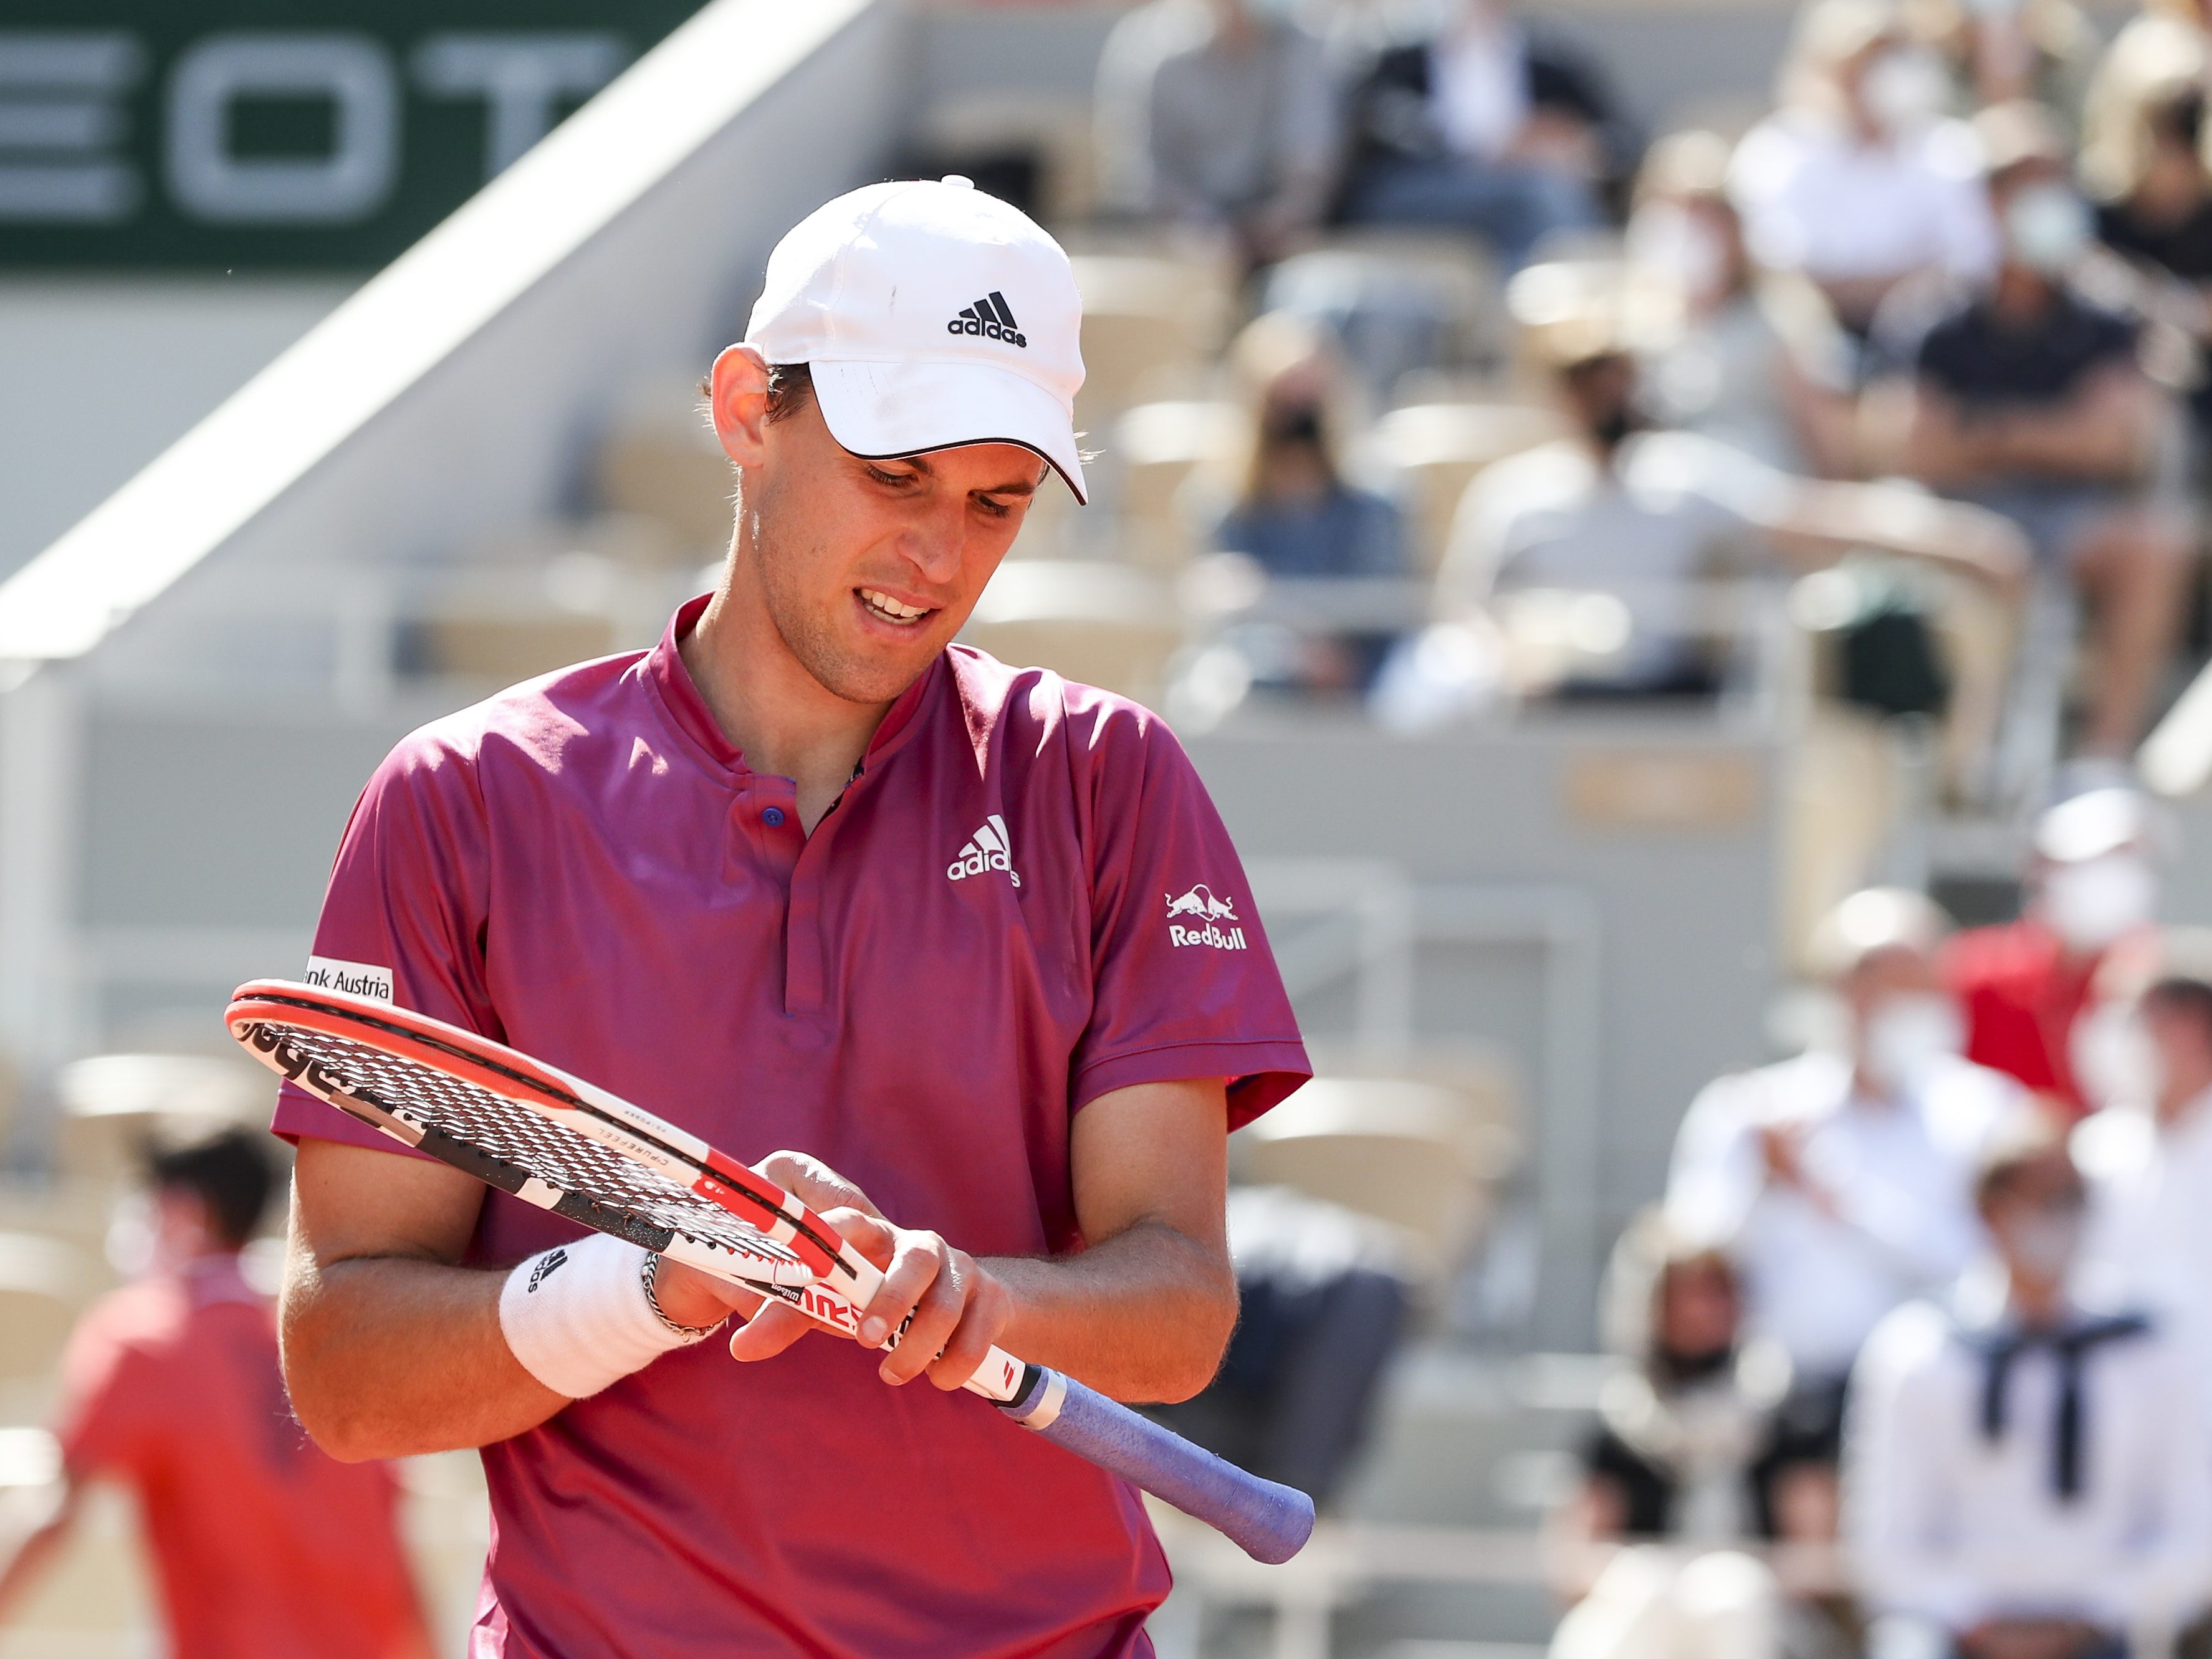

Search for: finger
xmin=726 ymin=1299 xmax=815 ymax=1363
xmin=821 ymin=1206 xmax=897 ymax=1274
xmin=878 ymin=1240 xmax=966 ymax=1386
xmin=754 ymin=1150 xmax=884 ymax=1220
xmin=926 ymin=1268 xmax=1011 ymax=1392
xmin=856 ymin=1230 xmax=948 ymax=1357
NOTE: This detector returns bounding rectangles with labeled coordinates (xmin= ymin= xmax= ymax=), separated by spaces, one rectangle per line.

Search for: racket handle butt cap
xmin=1000 ymin=1367 xmax=1314 ymax=1564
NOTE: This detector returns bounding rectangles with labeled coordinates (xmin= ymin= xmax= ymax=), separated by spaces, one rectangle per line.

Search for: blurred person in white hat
xmin=271 ymin=178 xmax=1311 ymax=1655
xmin=1943 ymin=786 xmax=2168 ymax=1117
xmin=1666 ymin=887 xmax=2031 ymax=1464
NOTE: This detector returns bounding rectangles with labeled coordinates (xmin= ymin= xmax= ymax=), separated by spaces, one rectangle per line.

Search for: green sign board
xmin=0 ymin=1 xmax=707 ymax=269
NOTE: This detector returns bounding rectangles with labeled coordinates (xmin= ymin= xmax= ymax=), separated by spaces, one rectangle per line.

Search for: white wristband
xmin=498 ymin=1235 xmax=707 ymax=1399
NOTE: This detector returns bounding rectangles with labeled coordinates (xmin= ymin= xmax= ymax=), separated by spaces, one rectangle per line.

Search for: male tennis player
xmin=272 ymin=176 xmax=1309 ymax=1657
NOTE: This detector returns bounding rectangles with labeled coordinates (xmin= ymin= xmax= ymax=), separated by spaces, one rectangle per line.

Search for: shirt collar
xmin=641 ymin=593 xmax=945 ymax=778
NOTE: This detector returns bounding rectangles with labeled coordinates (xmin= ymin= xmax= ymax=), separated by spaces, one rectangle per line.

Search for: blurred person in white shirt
xmin=1627 ymin=129 xmax=1859 ymax=477
xmin=1729 ymin=0 xmax=1996 ymax=339
xmin=1094 ymin=0 xmax=1339 ymax=271
xmin=2075 ymin=967 xmax=2212 ymax=1439
xmin=1432 ymin=267 xmax=2024 ymax=700
xmin=1666 ymin=889 xmax=2031 ymax=1460
xmin=1847 ymin=1122 xmax=2211 ymax=1659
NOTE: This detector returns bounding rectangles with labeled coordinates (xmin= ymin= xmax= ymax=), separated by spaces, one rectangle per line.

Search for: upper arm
xmin=289 ymin=1137 xmax=485 ymax=1271
xmin=1068 ymin=1078 xmax=1230 ymax=1263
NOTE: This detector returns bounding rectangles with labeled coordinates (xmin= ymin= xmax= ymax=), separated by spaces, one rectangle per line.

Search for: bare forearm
xmin=281 ymin=1251 xmax=562 ymax=1460
xmin=987 ymin=1219 xmax=1237 ymax=1405
xmin=0 ymin=1498 xmax=75 ymax=1623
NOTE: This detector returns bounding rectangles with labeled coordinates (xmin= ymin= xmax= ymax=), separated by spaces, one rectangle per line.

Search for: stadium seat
xmin=57 ymin=1054 xmax=271 ymax=1190
xmin=912 ymin=92 xmax=1101 ymax=225
xmin=1068 ymin=255 xmax=1232 ymax=425
xmin=1376 ymin=403 xmax=1568 ymax=576
xmin=0 ymin=1234 xmax=100 ymax=1422
xmin=1111 ymin=400 xmax=1247 ymax=575
xmin=1262 ymin=231 xmax=1507 ymax=388
xmin=592 ymin=382 xmax=734 ymax=553
xmin=959 ymin=560 xmax=1185 ymax=706
xmin=1235 ymin=1077 xmax=1506 ymax=1285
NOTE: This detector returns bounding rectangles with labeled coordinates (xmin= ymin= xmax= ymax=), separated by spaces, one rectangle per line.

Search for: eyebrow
xmin=874 ymin=452 xmax=1042 ymax=495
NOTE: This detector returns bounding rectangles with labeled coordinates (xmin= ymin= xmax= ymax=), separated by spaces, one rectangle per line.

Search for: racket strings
xmin=262 ymin=1020 xmax=805 ymax=1273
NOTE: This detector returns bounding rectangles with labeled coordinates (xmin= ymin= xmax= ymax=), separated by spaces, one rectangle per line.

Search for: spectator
xmin=1093 ymin=0 xmax=1339 ymax=270
xmin=1627 ymin=129 xmax=1858 ymax=475
xmin=2080 ymin=0 xmax=2211 ymax=234
xmin=2076 ymin=970 xmax=2212 ymax=1435
xmin=1546 ymin=1217 xmax=1835 ymax=1659
xmin=1863 ymin=102 xmax=2193 ymax=760
xmin=1902 ymin=0 xmax=2099 ymax=131
xmin=1435 ymin=266 xmax=2024 ymax=700
xmin=2090 ymin=76 xmax=2212 ymax=456
xmin=1338 ymin=0 xmax=1625 ymax=270
xmin=1729 ymin=0 xmax=1996 ymax=340
xmin=1147 ymin=1185 xmax=1410 ymax=1508
xmin=1667 ymin=888 xmax=2031 ymax=1465
xmin=1945 ymin=787 xmax=2167 ymax=1117
xmin=0 ymin=1128 xmax=431 ymax=1659
xmin=1202 ymin=312 xmax=1409 ymax=693
xmin=1846 ymin=1121 xmax=2212 ymax=1659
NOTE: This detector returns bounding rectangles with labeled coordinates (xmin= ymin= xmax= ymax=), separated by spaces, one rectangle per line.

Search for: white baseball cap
xmin=744 ymin=176 xmax=1088 ymax=503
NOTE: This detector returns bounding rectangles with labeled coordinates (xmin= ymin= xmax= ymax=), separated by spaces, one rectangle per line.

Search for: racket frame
xmin=229 ymin=983 xmax=1033 ymax=1405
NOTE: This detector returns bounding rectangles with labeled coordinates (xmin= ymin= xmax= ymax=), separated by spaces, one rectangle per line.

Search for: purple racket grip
xmin=999 ymin=1367 xmax=1315 ymax=1563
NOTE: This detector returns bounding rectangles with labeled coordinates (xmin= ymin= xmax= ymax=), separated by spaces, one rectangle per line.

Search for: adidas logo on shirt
xmin=947 ymin=815 xmax=1021 ymax=887
xmin=947 ymin=290 xmax=1027 ymax=348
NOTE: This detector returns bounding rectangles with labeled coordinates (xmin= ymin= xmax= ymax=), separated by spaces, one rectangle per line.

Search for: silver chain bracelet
xmin=639 ymin=1250 xmax=725 ymax=1341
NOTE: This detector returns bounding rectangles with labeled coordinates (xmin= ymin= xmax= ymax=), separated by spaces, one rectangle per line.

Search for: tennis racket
xmin=226 ymin=978 xmax=1313 ymax=1564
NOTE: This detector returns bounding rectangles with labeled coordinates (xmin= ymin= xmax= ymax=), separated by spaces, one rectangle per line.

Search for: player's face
xmin=748 ymin=396 xmax=1047 ymax=705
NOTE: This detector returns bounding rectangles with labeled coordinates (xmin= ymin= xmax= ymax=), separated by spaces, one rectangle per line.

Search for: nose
xmin=894 ymin=499 xmax=969 ymax=586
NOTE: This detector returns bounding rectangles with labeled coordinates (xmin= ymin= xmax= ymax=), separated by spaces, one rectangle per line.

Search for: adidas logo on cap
xmin=948 ymin=290 xmax=1026 ymax=349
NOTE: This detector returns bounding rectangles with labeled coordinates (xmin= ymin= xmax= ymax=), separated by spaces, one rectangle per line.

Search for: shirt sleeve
xmin=1065 ymin=691 xmax=1310 ymax=1129
xmin=267 ymin=725 xmax=499 ymax=1155
xmin=1844 ymin=1307 xmax=1981 ymax=1630
xmin=52 ymin=1304 xmax=148 ymax=1481
xmin=2109 ymin=1341 xmax=2212 ymax=1633
xmin=1663 ymin=1072 xmax=1765 ymax=1249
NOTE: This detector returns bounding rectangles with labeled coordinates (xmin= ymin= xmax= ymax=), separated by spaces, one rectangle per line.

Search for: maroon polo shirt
xmin=271 ymin=595 xmax=1309 ymax=1659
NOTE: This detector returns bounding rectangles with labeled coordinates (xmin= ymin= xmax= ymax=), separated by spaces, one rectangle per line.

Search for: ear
xmin=709 ymin=345 xmax=772 ymax=467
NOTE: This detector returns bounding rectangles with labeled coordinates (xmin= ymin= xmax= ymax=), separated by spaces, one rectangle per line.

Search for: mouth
xmin=856 ymin=587 xmax=936 ymax=629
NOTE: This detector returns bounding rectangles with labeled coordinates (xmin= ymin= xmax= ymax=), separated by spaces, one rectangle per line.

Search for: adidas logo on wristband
xmin=527 ymin=1248 xmax=568 ymax=1292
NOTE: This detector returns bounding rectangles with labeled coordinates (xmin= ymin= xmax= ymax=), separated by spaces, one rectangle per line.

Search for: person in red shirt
xmin=1943 ymin=786 xmax=2164 ymax=1117
xmin=274 ymin=178 xmax=1309 ymax=1657
xmin=0 ymin=1127 xmax=431 ymax=1659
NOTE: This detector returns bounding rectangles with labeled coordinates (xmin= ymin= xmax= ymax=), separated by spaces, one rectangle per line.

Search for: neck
xmin=2008 ymin=1268 xmax=2067 ymax=1328
xmin=2158 ymin=1071 xmax=2212 ymax=1127
xmin=1993 ymin=263 xmax=2054 ymax=320
xmin=1849 ymin=1058 xmax=1899 ymax=1103
xmin=682 ymin=551 xmax=896 ymax=832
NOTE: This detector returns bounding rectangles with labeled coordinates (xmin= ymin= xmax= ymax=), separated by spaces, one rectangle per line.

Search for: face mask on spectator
xmin=1861 ymin=992 xmax=1964 ymax=1092
xmin=1860 ymin=47 xmax=1950 ymax=135
xmin=2002 ymin=182 xmax=2092 ymax=275
xmin=1998 ymin=1202 xmax=2084 ymax=1281
xmin=2042 ymin=851 xmax=2157 ymax=952
xmin=1262 ymin=401 xmax=1325 ymax=447
xmin=1628 ymin=204 xmax=1729 ymax=303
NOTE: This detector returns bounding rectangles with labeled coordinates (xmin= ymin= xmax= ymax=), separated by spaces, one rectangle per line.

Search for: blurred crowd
xmin=1094 ymin=0 xmax=2212 ymax=784
xmin=1554 ymin=783 xmax=2212 ymax=1659
xmin=1096 ymin=1 xmax=2212 ymax=1654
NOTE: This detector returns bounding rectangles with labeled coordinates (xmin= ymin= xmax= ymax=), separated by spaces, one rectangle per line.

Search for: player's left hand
xmin=725 ymin=1150 xmax=1014 ymax=1390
